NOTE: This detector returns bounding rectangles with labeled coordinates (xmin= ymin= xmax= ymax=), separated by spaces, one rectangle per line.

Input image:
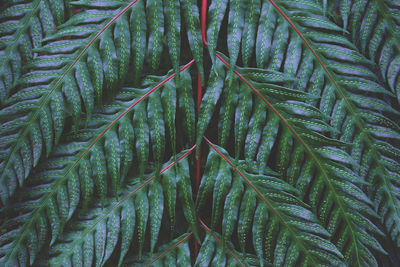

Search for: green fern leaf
xmin=180 ymin=0 xmax=204 ymax=80
xmin=0 ymin=1 xmax=134 ymax=202
xmin=1 ymin=1 xmax=400 ymax=266
xmin=0 ymin=0 xmax=68 ymax=104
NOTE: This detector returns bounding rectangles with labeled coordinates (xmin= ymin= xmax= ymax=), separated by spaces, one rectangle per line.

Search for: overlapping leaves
xmin=196 ymin=57 xmax=385 ymax=266
xmin=0 ymin=0 xmax=399 ymax=266
xmin=0 ymin=0 xmax=202 ymax=203
xmin=0 ymin=67 xmax=196 ymax=266
xmin=0 ymin=0 xmax=133 ymax=203
xmin=205 ymin=0 xmax=400 ymax=264
xmin=197 ymin=145 xmax=344 ymax=266
xmin=48 ymin=150 xmax=196 ymax=266
xmin=0 ymin=0 xmax=68 ymax=104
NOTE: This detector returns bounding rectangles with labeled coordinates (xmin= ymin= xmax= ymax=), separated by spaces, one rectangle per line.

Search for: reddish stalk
xmin=194 ymin=0 xmax=210 ymax=258
xmin=196 ymin=0 xmax=208 ymax=254
xmin=199 ymin=219 xmax=245 ymax=266
xmin=146 ymin=232 xmax=193 ymax=266
xmin=201 ymin=0 xmax=208 ymax=45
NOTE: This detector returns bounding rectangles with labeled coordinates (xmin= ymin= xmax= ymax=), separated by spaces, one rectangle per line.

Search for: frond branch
xmin=203 ymin=136 xmax=292 ymax=232
xmin=267 ymin=0 xmax=355 ymax=115
xmin=0 ymin=0 xmax=139 ymax=185
xmin=266 ymin=1 xmax=400 ymax=250
xmin=215 ymin=53 xmax=363 ymax=264
xmin=203 ymin=137 xmax=329 ymax=265
xmin=199 ymin=219 xmax=245 ymax=266
xmin=54 ymin=144 xmax=196 ymax=264
xmin=0 ymin=0 xmax=41 ymax=84
xmin=3 ymin=61 xmax=194 ymax=263
xmin=145 ymin=232 xmax=193 ymax=267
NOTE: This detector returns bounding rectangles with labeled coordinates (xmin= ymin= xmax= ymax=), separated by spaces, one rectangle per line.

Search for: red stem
xmin=196 ymin=0 xmax=207 ymax=252
xmin=201 ymin=0 xmax=208 ymax=45
xmin=195 ymin=0 xmax=208 ymax=258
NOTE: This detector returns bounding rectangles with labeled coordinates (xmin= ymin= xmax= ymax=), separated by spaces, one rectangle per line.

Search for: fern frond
xmin=47 ymin=146 xmax=195 ymax=266
xmin=0 ymin=1 xmax=138 ymax=203
xmin=0 ymin=0 xmax=68 ymax=104
xmin=227 ymin=0 xmax=247 ymax=72
xmin=121 ymin=232 xmax=192 ymax=266
xmin=164 ymin=0 xmax=181 ymax=80
xmin=0 ymin=143 xmax=196 ymax=266
xmin=382 ymin=0 xmax=400 ymax=35
xmin=196 ymin=225 xmax=266 ymax=266
xmin=197 ymin=53 xmax=386 ymax=265
xmin=302 ymin=0 xmax=400 ymax=104
xmin=205 ymin=0 xmax=400 ymax=260
xmin=205 ymin=0 xmax=228 ymax=66
xmin=180 ymin=0 xmax=204 ymax=81
xmin=49 ymin=181 xmax=149 ymax=266
xmin=145 ymin=0 xmax=163 ymax=72
xmin=1 ymin=0 xmax=399 ymax=266
xmin=198 ymin=143 xmax=344 ymax=266
xmin=272 ymin=0 xmax=400 ymax=251
xmin=0 ymin=63 xmax=195 ymax=266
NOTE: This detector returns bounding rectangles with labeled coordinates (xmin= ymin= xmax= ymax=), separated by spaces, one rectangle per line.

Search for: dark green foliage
xmin=0 ymin=0 xmax=399 ymax=266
